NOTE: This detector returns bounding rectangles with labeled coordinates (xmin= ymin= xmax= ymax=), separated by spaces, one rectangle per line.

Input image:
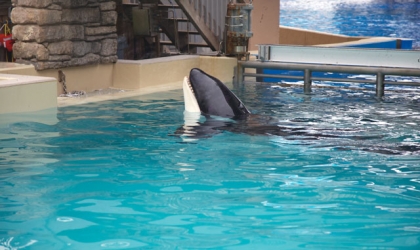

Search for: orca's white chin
xmin=182 ymin=76 xmax=200 ymax=113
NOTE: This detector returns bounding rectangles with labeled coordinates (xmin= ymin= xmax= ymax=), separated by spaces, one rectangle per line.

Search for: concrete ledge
xmin=199 ymin=56 xmax=237 ymax=83
xmin=112 ymin=55 xmax=237 ymax=90
xmin=318 ymin=37 xmax=413 ymax=49
xmin=279 ymin=26 xmax=413 ymax=49
xmin=279 ymin=26 xmax=362 ymax=46
xmin=57 ymin=55 xmax=237 ymax=107
xmin=113 ymin=55 xmax=200 ymax=90
xmin=40 ymin=64 xmax=115 ymax=96
xmin=0 ymin=62 xmax=37 ymax=75
xmin=0 ymin=74 xmax=57 ymax=114
xmin=0 ymin=62 xmax=114 ymax=96
xmin=0 ymin=55 xmax=237 ymax=111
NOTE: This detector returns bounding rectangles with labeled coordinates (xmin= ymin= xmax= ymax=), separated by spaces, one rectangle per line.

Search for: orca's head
xmin=183 ymin=68 xmax=250 ymax=118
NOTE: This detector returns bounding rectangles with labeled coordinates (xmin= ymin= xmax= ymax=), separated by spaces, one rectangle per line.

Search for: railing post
xmin=304 ymin=69 xmax=312 ymax=94
xmin=376 ymin=72 xmax=385 ymax=98
xmin=234 ymin=61 xmax=244 ymax=85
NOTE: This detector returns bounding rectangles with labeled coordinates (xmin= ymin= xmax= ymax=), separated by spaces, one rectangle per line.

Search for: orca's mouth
xmin=186 ymin=77 xmax=195 ymax=95
xmin=183 ymin=76 xmax=201 ymax=113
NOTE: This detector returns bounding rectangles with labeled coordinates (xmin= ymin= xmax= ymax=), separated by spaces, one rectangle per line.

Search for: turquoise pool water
xmin=280 ymin=0 xmax=420 ymax=48
xmin=1 ymin=83 xmax=420 ymax=249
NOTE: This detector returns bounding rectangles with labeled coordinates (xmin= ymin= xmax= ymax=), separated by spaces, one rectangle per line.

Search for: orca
xmin=177 ymin=68 xmax=420 ymax=155
xmin=183 ymin=68 xmax=250 ymax=118
xmin=180 ymin=68 xmax=374 ymax=139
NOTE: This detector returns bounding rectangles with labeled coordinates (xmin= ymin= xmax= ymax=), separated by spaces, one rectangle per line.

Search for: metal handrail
xmin=235 ymin=60 xmax=420 ymax=97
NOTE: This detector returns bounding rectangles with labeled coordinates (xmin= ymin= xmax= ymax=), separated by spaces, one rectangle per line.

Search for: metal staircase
xmin=131 ymin=0 xmax=227 ymax=54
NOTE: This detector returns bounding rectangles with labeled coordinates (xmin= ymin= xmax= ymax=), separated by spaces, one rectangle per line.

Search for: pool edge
xmin=0 ymin=55 xmax=237 ymax=113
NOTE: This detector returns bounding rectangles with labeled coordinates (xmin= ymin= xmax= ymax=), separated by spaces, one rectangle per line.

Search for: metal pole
xmin=376 ymin=72 xmax=385 ymax=98
xmin=237 ymin=60 xmax=420 ymax=77
xmin=233 ymin=66 xmax=238 ymax=85
xmin=236 ymin=60 xmax=420 ymax=88
xmin=237 ymin=63 xmax=244 ymax=83
xmin=304 ymin=69 xmax=312 ymax=94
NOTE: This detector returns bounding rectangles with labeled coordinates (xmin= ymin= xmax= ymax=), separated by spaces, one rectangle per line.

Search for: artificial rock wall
xmin=11 ymin=0 xmax=118 ymax=70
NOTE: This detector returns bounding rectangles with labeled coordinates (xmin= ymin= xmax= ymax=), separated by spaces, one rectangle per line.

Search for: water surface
xmin=280 ymin=0 xmax=420 ymax=48
xmin=1 ymin=84 xmax=419 ymax=249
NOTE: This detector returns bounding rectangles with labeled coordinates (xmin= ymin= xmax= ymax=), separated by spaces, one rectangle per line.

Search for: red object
xmin=3 ymin=35 xmax=13 ymax=52
xmin=0 ymin=34 xmax=5 ymax=44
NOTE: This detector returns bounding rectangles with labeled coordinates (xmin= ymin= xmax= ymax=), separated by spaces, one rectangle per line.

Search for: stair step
xmin=164 ymin=17 xmax=190 ymax=22
xmin=122 ymin=0 xmax=139 ymax=5
xmin=160 ymin=40 xmax=174 ymax=45
xmin=158 ymin=4 xmax=180 ymax=9
xmin=178 ymin=30 xmax=200 ymax=35
xmin=189 ymin=42 xmax=210 ymax=47
xmin=158 ymin=29 xmax=199 ymax=35
xmin=159 ymin=40 xmax=209 ymax=48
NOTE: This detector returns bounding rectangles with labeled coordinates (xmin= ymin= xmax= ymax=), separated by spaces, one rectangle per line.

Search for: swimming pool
xmin=1 ymin=82 xmax=419 ymax=249
xmin=280 ymin=0 xmax=420 ymax=48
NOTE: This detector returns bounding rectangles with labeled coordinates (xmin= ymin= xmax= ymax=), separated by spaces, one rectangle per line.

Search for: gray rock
xmin=67 ymin=53 xmax=100 ymax=66
xmin=61 ymin=0 xmax=88 ymax=8
xmin=35 ymin=61 xmax=64 ymax=70
xmin=15 ymin=0 xmax=53 ymax=8
xmin=85 ymin=26 xmax=116 ymax=36
xmin=37 ymin=26 xmax=64 ymax=43
xmin=49 ymin=55 xmax=72 ymax=61
xmin=91 ymin=42 xmax=102 ymax=53
xmin=62 ymin=8 xmax=100 ymax=23
xmin=101 ymin=11 xmax=117 ymax=26
xmin=48 ymin=41 xmax=73 ymax=55
xmin=101 ymin=38 xmax=117 ymax=56
xmin=62 ymin=25 xmax=85 ymax=40
xmin=13 ymin=42 xmax=49 ymax=60
xmin=73 ymin=41 xmax=92 ymax=57
xmin=12 ymin=25 xmax=39 ymax=42
xmin=100 ymin=55 xmax=118 ymax=64
xmin=11 ymin=7 xmax=61 ymax=25
xmin=100 ymin=1 xmax=116 ymax=11
xmin=85 ymin=33 xmax=117 ymax=42
xmin=12 ymin=0 xmax=118 ymax=70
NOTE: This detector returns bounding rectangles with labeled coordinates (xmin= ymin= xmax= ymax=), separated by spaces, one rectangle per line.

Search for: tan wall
xmin=249 ymin=0 xmax=280 ymax=50
xmin=113 ymin=55 xmax=237 ymax=90
xmin=36 ymin=64 xmax=115 ymax=96
xmin=279 ymin=26 xmax=362 ymax=46
xmin=1 ymin=54 xmax=236 ymax=100
xmin=0 ymin=63 xmax=114 ymax=96
xmin=0 ymin=78 xmax=57 ymax=114
xmin=0 ymin=63 xmax=37 ymax=76
xmin=199 ymin=56 xmax=237 ymax=83
xmin=113 ymin=56 xmax=199 ymax=90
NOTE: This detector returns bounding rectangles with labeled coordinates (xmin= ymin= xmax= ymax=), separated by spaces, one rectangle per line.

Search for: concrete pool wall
xmin=0 ymin=55 xmax=237 ymax=114
xmin=0 ymin=73 xmax=57 ymax=114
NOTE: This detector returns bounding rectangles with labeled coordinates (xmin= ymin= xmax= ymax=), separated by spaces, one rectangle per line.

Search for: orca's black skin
xmin=177 ymin=68 xmax=420 ymax=155
xmin=189 ymin=68 xmax=250 ymax=118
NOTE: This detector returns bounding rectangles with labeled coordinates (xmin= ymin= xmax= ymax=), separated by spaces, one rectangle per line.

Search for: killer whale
xmin=177 ymin=68 xmax=420 ymax=155
xmin=183 ymin=68 xmax=250 ymax=118
xmin=180 ymin=68 xmax=377 ymax=140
